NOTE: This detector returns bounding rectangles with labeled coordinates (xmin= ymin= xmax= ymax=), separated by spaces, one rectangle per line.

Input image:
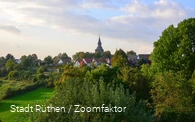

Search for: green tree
xmin=44 ymin=55 xmax=53 ymax=66
xmin=151 ymin=71 xmax=194 ymax=121
xmin=103 ymin=50 xmax=112 ymax=58
xmin=72 ymin=52 xmax=94 ymax=60
xmin=5 ymin=53 xmax=15 ymax=61
xmin=150 ymin=18 xmax=195 ymax=79
xmin=5 ymin=59 xmax=16 ymax=72
xmin=111 ymin=49 xmax=129 ymax=67
xmin=0 ymin=57 xmax=6 ymax=68
xmin=127 ymin=50 xmax=137 ymax=56
xmin=37 ymin=66 xmax=45 ymax=74
xmin=117 ymin=66 xmax=151 ymax=100
xmin=20 ymin=55 xmax=32 ymax=68
xmin=32 ymin=78 xmax=154 ymax=122
xmin=86 ymin=63 xmax=118 ymax=83
xmin=138 ymin=58 xmax=147 ymax=66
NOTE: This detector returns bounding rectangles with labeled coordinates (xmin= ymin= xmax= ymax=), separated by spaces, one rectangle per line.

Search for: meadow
xmin=0 ymin=87 xmax=54 ymax=122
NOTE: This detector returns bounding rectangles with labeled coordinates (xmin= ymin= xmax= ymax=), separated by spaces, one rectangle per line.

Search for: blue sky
xmin=0 ymin=0 xmax=194 ymax=59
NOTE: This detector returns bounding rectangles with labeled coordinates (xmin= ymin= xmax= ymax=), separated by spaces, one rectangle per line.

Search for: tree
xmin=72 ymin=52 xmax=94 ymax=60
xmin=5 ymin=53 xmax=15 ymax=61
xmin=150 ymin=18 xmax=195 ymax=79
xmin=138 ymin=58 xmax=147 ymax=66
xmin=103 ymin=50 xmax=112 ymax=58
xmin=111 ymin=49 xmax=129 ymax=67
xmin=127 ymin=50 xmax=136 ymax=56
xmin=117 ymin=66 xmax=151 ymax=100
xmin=86 ymin=63 xmax=118 ymax=83
xmin=5 ymin=59 xmax=16 ymax=71
xmin=0 ymin=57 xmax=6 ymax=68
xmin=148 ymin=18 xmax=195 ymax=121
xmin=151 ymin=71 xmax=194 ymax=121
xmin=31 ymin=54 xmax=38 ymax=66
xmin=44 ymin=55 xmax=53 ymax=66
xmin=20 ymin=55 xmax=32 ymax=68
xmin=32 ymin=78 xmax=154 ymax=122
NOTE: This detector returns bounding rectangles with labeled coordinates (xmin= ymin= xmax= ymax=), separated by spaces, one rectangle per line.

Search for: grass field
xmin=0 ymin=87 xmax=54 ymax=122
xmin=0 ymin=78 xmax=36 ymax=100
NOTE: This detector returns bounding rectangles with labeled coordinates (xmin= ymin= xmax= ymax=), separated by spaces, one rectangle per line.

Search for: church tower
xmin=95 ymin=36 xmax=104 ymax=54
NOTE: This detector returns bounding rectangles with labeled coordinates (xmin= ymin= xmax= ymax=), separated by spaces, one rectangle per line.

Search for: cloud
xmin=0 ymin=0 xmax=194 ymax=44
xmin=0 ymin=25 xmax=20 ymax=34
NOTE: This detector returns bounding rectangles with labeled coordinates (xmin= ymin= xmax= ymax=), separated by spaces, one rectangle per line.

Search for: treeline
xmin=28 ymin=18 xmax=195 ymax=122
xmin=1 ymin=18 xmax=195 ymax=122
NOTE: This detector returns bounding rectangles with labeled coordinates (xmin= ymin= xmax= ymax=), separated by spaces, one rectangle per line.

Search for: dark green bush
xmin=44 ymin=78 xmax=54 ymax=88
xmin=37 ymin=73 xmax=45 ymax=80
xmin=8 ymin=71 xmax=19 ymax=79
xmin=32 ymin=78 xmax=154 ymax=122
xmin=37 ymin=66 xmax=45 ymax=74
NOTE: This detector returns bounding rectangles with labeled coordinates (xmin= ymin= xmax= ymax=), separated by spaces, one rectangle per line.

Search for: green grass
xmin=0 ymin=87 xmax=54 ymax=122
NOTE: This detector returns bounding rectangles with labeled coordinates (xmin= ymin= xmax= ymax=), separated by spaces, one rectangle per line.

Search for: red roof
xmin=83 ymin=58 xmax=93 ymax=64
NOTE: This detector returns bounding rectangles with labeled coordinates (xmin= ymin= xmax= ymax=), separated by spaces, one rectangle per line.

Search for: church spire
xmin=95 ymin=35 xmax=104 ymax=53
xmin=98 ymin=35 xmax=101 ymax=44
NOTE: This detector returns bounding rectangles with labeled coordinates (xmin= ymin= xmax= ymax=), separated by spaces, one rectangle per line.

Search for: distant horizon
xmin=0 ymin=0 xmax=194 ymax=59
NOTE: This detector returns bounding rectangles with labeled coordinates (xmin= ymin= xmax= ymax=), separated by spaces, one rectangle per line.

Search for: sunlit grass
xmin=0 ymin=87 xmax=54 ymax=122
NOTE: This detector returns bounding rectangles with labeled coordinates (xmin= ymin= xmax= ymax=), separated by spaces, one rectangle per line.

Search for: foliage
xmin=53 ymin=53 xmax=71 ymax=65
xmin=103 ymin=50 xmax=112 ymax=58
xmin=117 ymin=66 xmax=151 ymax=101
xmin=72 ymin=51 xmax=94 ymax=60
xmin=151 ymin=71 xmax=194 ymax=121
xmin=44 ymin=55 xmax=53 ymax=66
xmin=61 ymin=65 xmax=90 ymax=81
xmin=86 ymin=63 xmax=118 ymax=83
xmin=37 ymin=66 xmax=45 ymax=74
xmin=0 ymin=68 xmax=7 ymax=77
xmin=5 ymin=59 xmax=16 ymax=72
xmin=33 ymin=78 xmax=154 ymax=122
xmin=37 ymin=73 xmax=46 ymax=80
xmin=150 ymin=18 xmax=195 ymax=79
xmin=72 ymin=51 xmax=112 ymax=60
xmin=44 ymin=78 xmax=54 ymax=88
xmin=20 ymin=54 xmax=37 ymax=68
xmin=0 ymin=57 xmax=6 ymax=68
xmin=8 ymin=71 xmax=19 ymax=79
xmin=127 ymin=50 xmax=137 ymax=56
xmin=111 ymin=49 xmax=129 ymax=67
xmin=138 ymin=58 xmax=147 ymax=66
xmin=5 ymin=53 xmax=15 ymax=61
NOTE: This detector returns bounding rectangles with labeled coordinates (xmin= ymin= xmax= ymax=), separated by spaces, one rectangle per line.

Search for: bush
xmin=0 ymin=68 xmax=7 ymax=77
xmin=32 ymin=77 xmax=38 ymax=83
xmin=37 ymin=73 xmax=45 ymax=80
xmin=18 ymin=70 xmax=31 ymax=80
xmin=44 ymin=78 xmax=54 ymax=88
xmin=2 ymin=87 xmax=13 ymax=100
xmin=8 ymin=71 xmax=19 ymax=79
xmin=32 ymin=78 xmax=154 ymax=122
xmin=37 ymin=66 xmax=45 ymax=74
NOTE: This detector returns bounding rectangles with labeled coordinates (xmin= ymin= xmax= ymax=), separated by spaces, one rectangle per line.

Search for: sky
xmin=0 ymin=0 xmax=194 ymax=59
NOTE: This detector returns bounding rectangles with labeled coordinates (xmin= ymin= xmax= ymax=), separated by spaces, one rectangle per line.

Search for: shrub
xmin=37 ymin=73 xmax=45 ymax=80
xmin=32 ymin=78 xmax=154 ymax=122
xmin=2 ymin=87 xmax=13 ymax=99
xmin=18 ymin=70 xmax=31 ymax=80
xmin=8 ymin=71 xmax=19 ymax=79
xmin=32 ymin=77 xmax=38 ymax=83
xmin=37 ymin=66 xmax=45 ymax=74
xmin=0 ymin=68 xmax=7 ymax=77
xmin=44 ymin=78 xmax=54 ymax=88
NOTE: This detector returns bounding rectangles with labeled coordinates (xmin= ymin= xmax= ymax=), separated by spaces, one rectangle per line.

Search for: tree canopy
xmin=150 ymin=18 xmax=195 ymax=79
xmin=111 ymin=49 xmax=129 ymax=67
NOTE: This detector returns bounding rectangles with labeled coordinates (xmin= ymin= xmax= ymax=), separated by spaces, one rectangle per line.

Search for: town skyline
xmin=0 ymin=0 xmax=195 ymax=59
